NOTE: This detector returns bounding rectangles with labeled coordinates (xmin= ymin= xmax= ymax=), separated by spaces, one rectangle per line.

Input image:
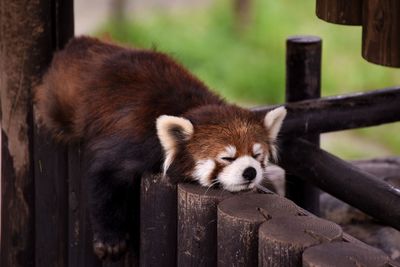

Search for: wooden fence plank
xmin=34 ymin=136 xmax=68 ymax=267
xmin=303 ymin=242 xmax=390 ymax=267
xmin=177 ymin=184 xmax=233 ymax=267
xmin=68 ymin=144 xmax=102 ymax=267
xmin=258 ymin=216 xmax=343 ymax=266
xmin=140 ymin=174 xmax=177 ymax=267
xmin=34 ymin=0 xmax=74 ymax=266
xmin=217 ymin=193 xmax=301 ymax=266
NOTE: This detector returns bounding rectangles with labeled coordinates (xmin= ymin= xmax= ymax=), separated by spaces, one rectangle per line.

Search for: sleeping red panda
xmin=34 ymin=36 xmax=286 ymax=260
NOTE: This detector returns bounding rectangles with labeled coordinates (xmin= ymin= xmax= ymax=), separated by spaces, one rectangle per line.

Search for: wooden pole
xmin=285 ymin=36 xmax=322 ymax=214
xmin=303 ymin=242 xmax=390 ymax=267
xmin=140 ymin=174 xmax=177 ymax=267
xmin=253 ymin=87 xmax=400 ymax=136
xmin=33 ymin=0 xmax=74 ymax=266
xmin=177 ymin=184 xmax=233 ymax=267
xmin=217 ymin=193 xmax=301 ymax=266
xmin=362 ymin=0 xmax=400 ymax=67
xmin=280 ymin=138 xmax=400 ymax=231
xmin=316 ymin=0 xmax=363 ymax=25
xmin=258 ymin=216 xmax=342 ymax=266
xmin=0 ymin=0 xmax=58 ymax=265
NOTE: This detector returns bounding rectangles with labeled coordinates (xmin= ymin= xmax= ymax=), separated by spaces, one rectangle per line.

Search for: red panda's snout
xmin=156 ymin=106 xmax=287 ymax=192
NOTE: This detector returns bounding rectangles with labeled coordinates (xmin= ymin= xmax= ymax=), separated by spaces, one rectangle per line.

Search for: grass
xmin=97 ymin=0 xmax=400 ymax=159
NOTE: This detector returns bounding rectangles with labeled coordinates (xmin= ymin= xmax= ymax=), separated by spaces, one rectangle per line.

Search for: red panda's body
xmin=35 ymin=36 xmax=286 ymax=260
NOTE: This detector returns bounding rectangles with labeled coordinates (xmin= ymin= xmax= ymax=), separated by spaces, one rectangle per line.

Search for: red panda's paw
xmin=93 ymin=232 xmax=129 ymax=261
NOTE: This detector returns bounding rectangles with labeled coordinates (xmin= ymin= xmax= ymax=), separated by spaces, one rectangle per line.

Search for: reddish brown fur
xmin=35 ymin=36 xmax=223 ymax=142
xmin=34 ymin=36 xmax=274 ymax=260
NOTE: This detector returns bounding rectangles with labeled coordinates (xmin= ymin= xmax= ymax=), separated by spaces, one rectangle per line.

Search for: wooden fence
xmin=1 ymin=0 xmax=400 ymax=266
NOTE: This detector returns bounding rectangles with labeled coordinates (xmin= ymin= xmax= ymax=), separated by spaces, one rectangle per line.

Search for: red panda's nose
xmin=243 ymin=167 xmax=257 ymax=181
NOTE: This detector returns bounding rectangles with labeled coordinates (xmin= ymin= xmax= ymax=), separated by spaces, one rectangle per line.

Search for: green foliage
xmin=98 ymin=0 xmax=400 ymax=157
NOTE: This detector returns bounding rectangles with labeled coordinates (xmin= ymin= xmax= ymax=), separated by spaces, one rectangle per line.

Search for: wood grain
xmin=217 ymin=193 xmax=302 ymax=266
xmin=258 ymin=216 xmax=343 ymax=266
xmin=316 ymin=0 xmax=363 ymax=25
xmin=177 ymin=183 xmax=233 ymax=267
xmin=362 ymin=0 xmax=400 ymax=67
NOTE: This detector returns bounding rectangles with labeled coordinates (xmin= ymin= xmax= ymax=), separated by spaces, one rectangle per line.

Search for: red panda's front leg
xmin=85 ymin=138 xmax=148 ymax=261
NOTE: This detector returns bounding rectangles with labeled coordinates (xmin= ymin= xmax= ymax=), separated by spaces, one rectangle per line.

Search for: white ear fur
xmin=264 ymin=107 xmax=287 ymax=161
xmin=264 ymin=107 xmax=287 ymax=140
xmin=156 ymin=115 xmax=194 ymax=175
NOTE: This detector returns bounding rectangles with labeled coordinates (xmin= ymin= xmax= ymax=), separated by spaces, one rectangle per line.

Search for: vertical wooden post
xmin=302 ymin=242 xmax=390 ymax=267
xmin=34 ymin=1 xmax=74 ymax=267
xmin=0 ymin=0 xmax=56 ymax=266
xmin=362 ymin=0 xmax=400 ymax=67
xmin=217 ymin=194 xmax=301 ymax=266
xmin=177 ymin=184 xmax=233 ymax=267
xmin=140 ymin=174 xmax=177 ymax=267
xmin=258 ymin=216 xmax=343 ymax=266
xmin=284 ymin=36 xmax=322 ymax=215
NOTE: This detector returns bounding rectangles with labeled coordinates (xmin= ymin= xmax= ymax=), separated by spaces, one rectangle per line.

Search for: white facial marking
xmin=156 ymin=115 xmax=194 ymax=175
xmin=252 ymin=143 xmax=263 ymax=160
xmin=217 ymin=156 xmax=263 ymax=192
xmin=217 ymin=145 xmax=237 ymax=164
xmin=192 ymin=159 xmax=216 ymax=186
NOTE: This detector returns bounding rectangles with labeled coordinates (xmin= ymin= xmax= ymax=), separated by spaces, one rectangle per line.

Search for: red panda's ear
xmin=264 ymin=106 xmax=287 ymax=142
xmin=156 ymin=115 xmax=194 ymax=175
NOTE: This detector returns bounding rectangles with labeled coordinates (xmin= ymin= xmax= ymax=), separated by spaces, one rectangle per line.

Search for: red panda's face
xmin=156 ymin=107 xmax=287 ymax=192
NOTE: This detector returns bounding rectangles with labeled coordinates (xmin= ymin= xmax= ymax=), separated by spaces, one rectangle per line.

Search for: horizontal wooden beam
xmin=253 ymin=87 xmax=400 ymax=135
xmin=278 ymin=138 xmax=400 ymax=231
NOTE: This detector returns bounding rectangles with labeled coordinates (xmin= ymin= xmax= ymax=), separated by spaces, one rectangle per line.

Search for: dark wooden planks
xmin=33 ymin=0 xmax=74 ymax=266
xmin=217 ymin=193 xmax=301 ymax=266
xmin=303 ymin=242 xmax=390 ymax=267
xmin=258 ymin=216 xmax=343 ymax=266
xmin=362 ymin=0 xmax=400 ymax=67
xmin=140 ymin=174 xmax=177 ymax=267
xmin=316 ymin=0 xmax=363 ymax=25
xmin=177 ymin=184 xmax=233 ymax=267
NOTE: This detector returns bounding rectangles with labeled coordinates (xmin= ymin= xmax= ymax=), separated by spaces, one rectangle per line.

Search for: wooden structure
xmin=1 ymin=1 xmax=400 ymax=267
xmin=317 ymin=0 xmax=400 ymax=67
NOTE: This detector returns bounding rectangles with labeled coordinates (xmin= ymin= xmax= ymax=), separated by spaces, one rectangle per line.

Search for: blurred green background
xmin=96 ymin=0 xmax=400 ymax=159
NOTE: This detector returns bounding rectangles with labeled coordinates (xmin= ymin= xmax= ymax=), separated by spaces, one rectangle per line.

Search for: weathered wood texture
xmin=285 ymin=36 xmax=321 ymax=214
xmin=67 ymin=145 xmax=103 ymax=267
xmin=217 ymin=193 xmax=301 ymax=267
xmin=258 ymin=216 xmax=343 ymax=267
xmin=140 ymin=174 xmax=177 ymax=267
xmin=0 ymin=0 xmax=56 ymax=266
xmin=177 ymin=184 xmax=233 ymax=267
xmin=362 ymin=0 xmax=400 ymax=67
xmin=254 ymin=87 xmax=400 ymax=135
xmin=34 ymin=1 xmax=74 ymax=267
xmin=280 ymin=138 xmax=400 ymax=231
xmin=316 ymin=0 xmax=363 ymax=25
xmin=303 ymin=242 xmax=390 ymax=267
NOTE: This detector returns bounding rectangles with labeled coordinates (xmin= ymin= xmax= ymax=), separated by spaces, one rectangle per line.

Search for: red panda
xmin=34 ymin=36 xmax=286 ymax=260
